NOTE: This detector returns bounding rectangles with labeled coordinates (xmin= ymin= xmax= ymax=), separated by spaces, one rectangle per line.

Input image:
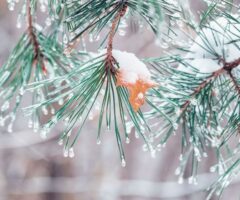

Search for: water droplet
xmin=58 ymin=139 xmax=64 ymax=146
xmin=121 ymin=158 xmax=126 ymax=167
xmin=175 ymin=167 xmax=181 ymax=175
xmin=28 ymin=119 xmax=33 ymax=128
xmin=58 ymin=98 xmax=64 ymax=105
xmin=7 ymin=124 xmax=13 ymax=133
xmin=40 ymin=130 xmax=47 ymax=139
xmin=69 ymin=148 xmax=75 ymax=158
xmin=178 ymin=176 xmax=184 ymax=184
xmin=63 ymin=149 xmax=69 ymax=157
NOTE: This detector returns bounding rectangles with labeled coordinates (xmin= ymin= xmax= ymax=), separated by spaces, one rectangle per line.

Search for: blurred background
xmin=0 ymin=1 xmax=240 ymax=200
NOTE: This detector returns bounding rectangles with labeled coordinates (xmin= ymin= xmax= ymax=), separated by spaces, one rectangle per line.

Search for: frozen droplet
xmin=210 ymin=166 xmax=216 ymax=172
xmin=203 ymin=152 xmax=208 ymax=158
xmin=151 ymin=149 xmax=156 ymax=158
xmin=142 ymin=144 xmax=148 ymax=152
xmin=121 ymin=158 xmax=126 ymax=167
xmin=7 ymin=124 xmax=13 ymax=133
xmin=16 ymin=20 xmax=22 ymax=28
xmin=88 ymin=112 xmax=94 ymax=120
xmin=1 ymin=101 xmax=10 ymax=112
xmin=63 ymin=34 xmax=68 ymax=44
xmin=175 ymin=167 xmax=181 ymax=175
xmin=88 ymin=34 xmax=94 ymax=42
xmin=0 ymin=116 xmax=4 ymax=127
xmin=16 ymin=95 xmax=21 ymax=103
xmin=58 ymin=139 xmax=64 ymax=146
xmin=97 ymin=139 xmax=101 ymax=145
xmin=178 ymin=176 xmax=184 ymax=184
xmin=40 ymin=130 xmax=47 ymax=139
xmin=135 ymin=132 xmax=139 ymax=139
xmin=58 ymin=98 xmax=64 ymax=105
xmin=8 ymin=3 xmax=15 ymax=11
xmin=28 ymin=119 xmax=33 ymax=128
xmin=63 ymin=149 xmax=69 ymax=157
xmin=210 ymin=166 xmax=217 ymax=172
xmin=19 ymin=87 xmax=24 ymax=95
xmin=67 ymin=130 xmax=72 ymax=137
xmin=179 ymin=154 xmax=183 ymax=161
xmin=188 ymin=176 xmax=194 ymax=184
xmin=173 ymin=123 xmax=178 ymax=130
xmin=51 ymin=108 xmax=55 ymax=114
xmin=40 ymin=4 xmax=46 ymax=12
xmin=69 ymin=148 xmax=75 ymax=158
xmin=68 ymin=93 xmax=74 ymax=100
xmin=42 ymin=106 xmax=48 ymax=115
xmin=160 ymin=42 xmax=169 ymax=49
xmin=45 ymin=17 xmax=52 ymax=26
xmin=51 ymin=116 xmax=58 ymax=124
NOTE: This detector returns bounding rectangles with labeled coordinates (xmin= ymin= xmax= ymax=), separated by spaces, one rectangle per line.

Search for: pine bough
xmin=2 ymin=0 xmax=240 ymax=198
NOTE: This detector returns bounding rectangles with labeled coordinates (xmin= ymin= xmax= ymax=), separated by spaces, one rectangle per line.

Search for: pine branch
xmin=107 ymin=4 xmax=127 ymax=59
xmin=3 ymin=1 xmax=240 ymax=198
xmin=64 ymin=0 xmax=179 ymax=49
xmin=227 ymin=70 xmax=240 ymax=96
xmin=27 ymin=0 xmax=47 ymax=75
xmin=27 ymin=0 xmax=39 ymax=59
xmin=180 ymin=68 xmax=224 ymax=114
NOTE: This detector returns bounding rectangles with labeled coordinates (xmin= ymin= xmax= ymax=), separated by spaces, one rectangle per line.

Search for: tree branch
xmin=222 ymin=58 xmax=240 ymax=96
xmin=105 ymin=4 xmax=127 ymax=73
xmin=227 ymin=71 xmax=240 ymax=96
xmin=27 ymin=0 xmax=40 ymax=60
xmin=107 ymin=4 xmax=127 ymax=58
xmin=180 ymin=56 xmax=240 ymax=113
xmin=180 ymin=68 xmax=224 ymax=113
xmin=27 ymin=0 xmax=46 ymax=74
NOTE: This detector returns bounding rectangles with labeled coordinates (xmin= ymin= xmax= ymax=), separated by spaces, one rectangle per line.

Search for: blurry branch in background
xmin=8 ymin=174 xmax=240 ymax=198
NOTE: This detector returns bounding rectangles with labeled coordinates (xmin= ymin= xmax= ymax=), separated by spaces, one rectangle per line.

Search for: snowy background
xmin=0 ymin=1 xmax=240 ymax=200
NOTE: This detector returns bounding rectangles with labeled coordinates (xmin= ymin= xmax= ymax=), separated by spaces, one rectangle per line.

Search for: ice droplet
xmin=121 ymin=158 xmax=126 ymax=167
xmin=69 ymin=148 xmax=75 ymax=158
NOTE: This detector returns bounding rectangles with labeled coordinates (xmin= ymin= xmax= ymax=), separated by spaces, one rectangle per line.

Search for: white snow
xmin=179 ymin=16 xmax=240 ymax=73
xmin=179 ymin=58 xmax=223 ymax=74
xmin=112 ymin=49 xmax=153 ymax=84
xmin=96 ymin=49 xmax=154 ymax=84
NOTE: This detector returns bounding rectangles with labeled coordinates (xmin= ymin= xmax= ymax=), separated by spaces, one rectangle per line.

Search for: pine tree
xmin=2 ymin=0 xmax=240 ymax=198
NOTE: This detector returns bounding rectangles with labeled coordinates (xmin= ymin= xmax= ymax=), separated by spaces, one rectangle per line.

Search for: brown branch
xmin=220 ymin=57 xmax=240 ymax=96
xmin=180 ymin=68 xmax=224 ymax=113
xmin=105 ymin=4 xmax=128 ymax=73
xmin=64 ymin=2 xmax=120 ymax=54
xmin=223 ymin=57 xmax=240 ymax=71
xmin=27 ymin=0 xmax=46 ymax=74
xmin=27 ymin=0 xmax=40 ymax=60
xmin=227 ymin=71 xmax=240 ymax=96
xmin=181 ymin=57 xmax=240 ymax=113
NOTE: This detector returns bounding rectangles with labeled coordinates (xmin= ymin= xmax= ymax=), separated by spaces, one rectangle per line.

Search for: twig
xmin=105 ymin=4 xmax=127 ymax=73
xmin=180 ymin=68 xmax=224 ymax=112
xmin=107 ymin=4 xmax=127 ymax=58
xmin=27 ymin=0 xmax=46 ymax=74
xmin=227 ymin=71 xmax=240 ymax=96
xmin=180 ymin=56 xmax=240 ymax=112
xmin=27 ymin=0 xmax=40 ymax=60
xmin=64 ymin=2 xmax=119 ymax=54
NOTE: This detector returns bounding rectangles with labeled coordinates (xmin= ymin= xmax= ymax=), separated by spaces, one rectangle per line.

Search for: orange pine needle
xmin=116 ymin=71 xmax=156 ymax=112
